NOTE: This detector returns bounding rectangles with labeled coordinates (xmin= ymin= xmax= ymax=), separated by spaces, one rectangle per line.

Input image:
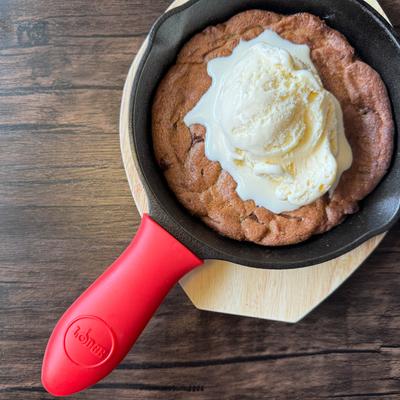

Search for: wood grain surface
xmin=1 ymin=1 xmax=400 ymax=399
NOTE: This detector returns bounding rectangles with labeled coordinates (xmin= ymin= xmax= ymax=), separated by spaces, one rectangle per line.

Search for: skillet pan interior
xmin=130 ymin=0 xmax=400 ymax=269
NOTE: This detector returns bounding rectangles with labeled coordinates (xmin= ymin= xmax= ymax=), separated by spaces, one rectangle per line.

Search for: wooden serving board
xmin=120 ymin=0 xmax=388 ymax=323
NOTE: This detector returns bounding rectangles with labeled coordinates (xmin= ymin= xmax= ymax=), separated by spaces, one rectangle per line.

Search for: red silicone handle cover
xmin=42 ymin=214 xmax=203 ymax=396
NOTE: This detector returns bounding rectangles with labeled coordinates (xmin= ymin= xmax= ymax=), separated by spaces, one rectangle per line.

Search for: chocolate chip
xmin=159 ymin=158 xmax=172 ymax=171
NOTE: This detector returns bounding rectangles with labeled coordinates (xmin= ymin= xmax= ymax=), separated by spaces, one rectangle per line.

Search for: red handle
xmin=42 ymin=214 xmax=203 ymax=396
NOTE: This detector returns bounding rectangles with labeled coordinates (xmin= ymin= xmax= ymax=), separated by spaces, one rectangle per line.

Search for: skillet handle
xmin=42 ymin=214 xmax=203 ymax=396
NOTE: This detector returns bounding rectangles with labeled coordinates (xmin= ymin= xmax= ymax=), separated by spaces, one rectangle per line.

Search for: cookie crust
xmin=152 ymin=10 xmax=394 ymax=246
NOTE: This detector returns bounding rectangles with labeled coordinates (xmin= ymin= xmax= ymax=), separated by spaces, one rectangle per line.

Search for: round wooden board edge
xmin=119 ymin=0 xmax=388 ymax=323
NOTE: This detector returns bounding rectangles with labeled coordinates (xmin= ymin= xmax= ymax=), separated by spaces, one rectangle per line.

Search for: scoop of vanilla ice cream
xmin=184 ymin=29 xmax=353 ymax=214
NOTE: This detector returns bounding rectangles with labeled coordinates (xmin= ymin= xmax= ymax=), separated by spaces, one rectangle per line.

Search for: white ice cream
xmin=184 ymin=29 xmax=353 ymax=214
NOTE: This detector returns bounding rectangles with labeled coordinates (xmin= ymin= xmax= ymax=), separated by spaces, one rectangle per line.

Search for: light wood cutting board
xmin=120 ymin=0 xmax=389 ymax=323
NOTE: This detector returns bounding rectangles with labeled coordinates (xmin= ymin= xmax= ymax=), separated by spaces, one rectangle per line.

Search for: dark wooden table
xmin=1 ymin=1 xmax=400 ymax=399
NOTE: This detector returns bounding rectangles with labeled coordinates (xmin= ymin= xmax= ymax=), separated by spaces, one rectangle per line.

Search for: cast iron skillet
xmin=133 ymin=0 xmax=400 ymax=269
xmin=42 ymin=0 xmax=400 ymax=396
